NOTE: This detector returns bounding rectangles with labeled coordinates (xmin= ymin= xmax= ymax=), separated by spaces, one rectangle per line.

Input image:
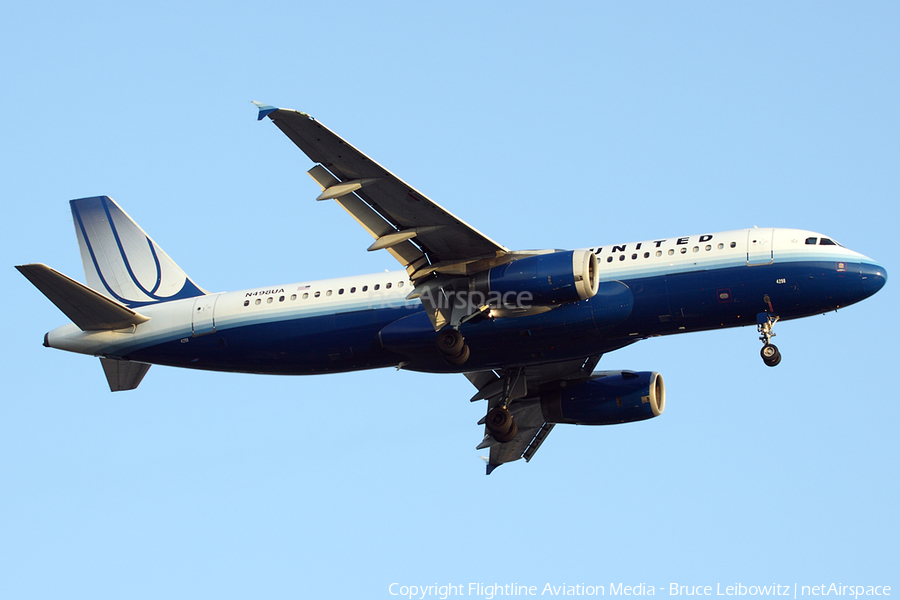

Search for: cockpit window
xmin=819 ymin=238 xmax=837 ymax=246
xmin=805 ymin=237 xmax=817 ymax=245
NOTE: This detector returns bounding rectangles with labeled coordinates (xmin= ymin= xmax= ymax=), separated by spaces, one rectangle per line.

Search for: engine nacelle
xmin=540 ymin=371 xmax=665 ymax=425
xmin=472 ymin=250 xmax=599 ymax=307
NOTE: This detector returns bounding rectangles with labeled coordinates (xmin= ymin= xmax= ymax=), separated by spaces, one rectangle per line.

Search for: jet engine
xmin=470 ymin=250 xmax=599 ymax=307
xmin=540 ymin=371 xmax=665 ymax=425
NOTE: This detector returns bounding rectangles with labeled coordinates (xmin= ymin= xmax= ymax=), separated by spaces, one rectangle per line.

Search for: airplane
xmin=16 ymin=103 xmax=887 ymax=474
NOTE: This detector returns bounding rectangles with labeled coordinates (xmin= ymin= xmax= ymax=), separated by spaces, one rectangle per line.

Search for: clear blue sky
xmin=2 ymin=2 xmax=897 ymax=598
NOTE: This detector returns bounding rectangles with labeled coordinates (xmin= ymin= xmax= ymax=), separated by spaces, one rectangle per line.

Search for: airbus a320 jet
xmin=17 ymin=103 xmax=887 ymax=473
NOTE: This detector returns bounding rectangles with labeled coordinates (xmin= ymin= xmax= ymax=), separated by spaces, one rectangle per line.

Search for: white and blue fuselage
xmin=43 ymin=227 xmax=885 ymax=375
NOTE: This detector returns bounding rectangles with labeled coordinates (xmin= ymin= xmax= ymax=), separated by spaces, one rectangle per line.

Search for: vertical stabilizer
xmin=70 ymin=196 xmax=205 ymax=308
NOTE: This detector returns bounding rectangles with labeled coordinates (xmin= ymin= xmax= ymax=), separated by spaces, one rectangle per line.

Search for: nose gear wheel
xmin=761 ymin=343 xmax=782 ymax=367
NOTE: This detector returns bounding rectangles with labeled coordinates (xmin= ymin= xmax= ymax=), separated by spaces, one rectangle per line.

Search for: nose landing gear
xmin=757 ymin=311 xmax=781 ymax=367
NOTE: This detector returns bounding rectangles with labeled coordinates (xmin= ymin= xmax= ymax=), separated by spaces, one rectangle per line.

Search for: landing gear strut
xmin=757 ymin=311 xmax=782 ymax=367
xmin=436 ymin=328 xmax=470 ymax=365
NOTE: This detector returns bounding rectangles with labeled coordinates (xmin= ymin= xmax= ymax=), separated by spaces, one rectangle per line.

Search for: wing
xmin=467 ymin=355 xmax=602 ymax=474
xmin=253 ymin=103 xmax=509 ymax=280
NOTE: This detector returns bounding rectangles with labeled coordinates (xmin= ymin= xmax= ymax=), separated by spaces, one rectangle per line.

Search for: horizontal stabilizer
xmin=100 ymin=357 xmax=151 ymax=392
xmin=16 ymin=264 xmax=151 ymax=331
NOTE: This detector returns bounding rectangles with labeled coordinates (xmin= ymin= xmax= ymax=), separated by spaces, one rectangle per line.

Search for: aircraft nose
xmin=860 ymin=263 xmax=887 ymax=298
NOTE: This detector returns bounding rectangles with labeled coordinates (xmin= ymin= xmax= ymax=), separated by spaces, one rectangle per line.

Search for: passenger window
xmin=267 ymin=297 xmax=273 ymax=304
xmin=374 ymin=284 xmax=380 ymax=290
xmin=339 ymin=288 xmax=344 ymax=295
xmin=693 ymin=246 xmax=699 ymax=253
xmin=607 ymin=256 xmax=613 ymax=263
xmin=730 ymin=242 xmax=737 ymax=248
xmin=717 ymin=243 xmax=724 ymax=250
xmin=631 ymin=253 xmax=637 ymax=260
xmin=326 ymin=290 xmax=333 ymax=296
xmin=255 ymin=299 xmax=261 ymax=305
xmin=314 ymin=291 xmax=321 ymax=298
xmin=291 ymin=294 xmax=297 ymax=301
xmin=655 ymin=251 xmax=662 ymax=257
xmin=705 ymin=245 xmax=711 ymax=251
xmin=398 ymin=281 xmax=404 ymax=288
xmin=302 ymin=293 xmax=309 ymax=299
xmin=619 ymin=255 xmax=625 ymax=261
xmin=806 ymin=237 xmax=818 ymax=245
xmin=243 ymin=300 xmax=250 ymax=307
xmin=668 ymin=249 xmax=675 ymax=256
xmin=386 ymin=282 xmax=392 ymax=289
xmin=363 ymin=286 xmax=368 ymax=292
xmin=350 ymin=287 xmax=356 ymax=293
xmin=680 ymin=248 xmax=687 ymax=254
xmin=644 ymin=252 xmax=650 ymax=258
xmin=279 ymin=295 xmax=285 ymax=302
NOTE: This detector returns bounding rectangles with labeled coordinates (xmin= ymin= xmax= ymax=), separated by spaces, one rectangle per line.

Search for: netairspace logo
xmin=387 ymin=583 xmax=892 ymax=600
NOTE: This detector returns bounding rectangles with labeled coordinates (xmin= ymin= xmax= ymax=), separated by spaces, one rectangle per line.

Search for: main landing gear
xmin=757 ymin=312 xmax=782 ymax=367
xmin=482 ymin=368 xmax=526 ymax=443
xmin=485 ymin=406 xmax=518 ymax=443
xmin=435 ymin=328 xmax=470 ymax=366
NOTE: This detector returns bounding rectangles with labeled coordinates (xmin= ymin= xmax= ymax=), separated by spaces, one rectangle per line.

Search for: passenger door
xmin=746 ymin=228 xmax=775 ymax=266
xmin=191 ymin=294 xmax=220 ymax=336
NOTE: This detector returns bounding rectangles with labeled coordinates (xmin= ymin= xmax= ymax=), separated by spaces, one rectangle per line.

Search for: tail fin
xmin=70 ymin=196 xmax=206 ymax=308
